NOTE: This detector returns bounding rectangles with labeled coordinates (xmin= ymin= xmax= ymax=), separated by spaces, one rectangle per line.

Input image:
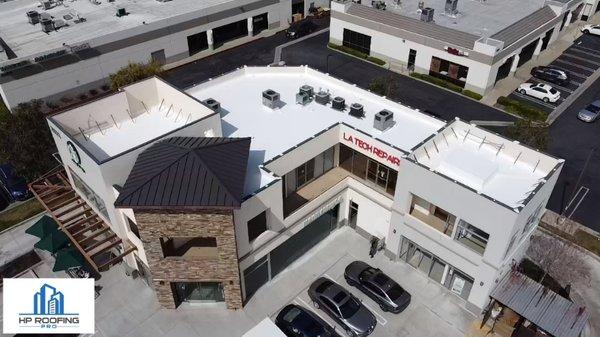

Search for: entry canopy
xmin=53 ymin=246 xmax=85 ymax=272
xmin=25 ymin=215 xmax=59 ymax=238
xmin=34 ymin=229 xmax=69 ymax=253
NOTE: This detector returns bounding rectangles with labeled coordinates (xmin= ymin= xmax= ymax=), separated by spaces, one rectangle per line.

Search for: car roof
xmin=319 ymin=281 xmax=350 ymax=305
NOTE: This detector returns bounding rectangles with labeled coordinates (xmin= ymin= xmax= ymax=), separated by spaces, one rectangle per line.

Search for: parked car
xmin=308 ymin=277 xmax=376 ymax=337
xmin=344 ymin=261 xmax=411 ymax=313
xmin=0 ymin=188 xmax=9 ymax=212
xmin=581 ymin=24 xmax=600 ymax=36
xmin=517 ymin=83 xmax=561 ymax=103
xmin=530 ymin=66 xmax=569 ymax=86
xmin=577 ymin=100 xmax=600 ymax=123
xmin=275 ymin=304 xmax=341 ymax=337
xmin=0 ymin=164 xmax=31 ymax=201
xmin=286 ymin=19 xmax=318 ymax=39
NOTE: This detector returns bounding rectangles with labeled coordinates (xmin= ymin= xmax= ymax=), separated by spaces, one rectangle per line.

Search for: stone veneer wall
xmin=134 ymin=210 xmax=242 ymax=310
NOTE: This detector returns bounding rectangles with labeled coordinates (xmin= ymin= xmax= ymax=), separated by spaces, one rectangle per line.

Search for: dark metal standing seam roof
xmin=114 ymin=137 xmax=251 ymax=210
xmin=491 ymin=6 xmax=558 ymax=48
xmin=346 ymin=4 xmax=481 ymax=49
xmin=491 ymin=271 xmax=589 ymax=337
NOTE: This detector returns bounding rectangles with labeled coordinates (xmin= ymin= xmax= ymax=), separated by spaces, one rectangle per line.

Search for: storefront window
xmin=173 ymin=282 xmax=224 ymax=303
xmin=69 ymin=168 xmax=109 ymax=220
xmin=338 ymin=144 xmax=398 ymax=197
xmin=342 ymin=28 xmax=371 ymax=55
xmin=429 ymin=56 xmax=469 ymax=87
xmin=454 ymin=220 xmax=489 ymax=255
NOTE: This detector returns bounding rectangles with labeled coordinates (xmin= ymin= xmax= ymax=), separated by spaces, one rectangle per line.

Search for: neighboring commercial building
xmin=329 ymin=0 xmax=598 ymax=95
xmin=0 ymin=0 xmax=330 ymax=110
xmin=34 ymin=66 xmax=563 ymax=312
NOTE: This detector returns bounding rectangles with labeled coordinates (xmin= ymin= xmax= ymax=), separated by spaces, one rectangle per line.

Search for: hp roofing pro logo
xmin=3 ymin=278 xmax=95 ymax=334
xmin=19 ymin=283 xmax=80 ymax=329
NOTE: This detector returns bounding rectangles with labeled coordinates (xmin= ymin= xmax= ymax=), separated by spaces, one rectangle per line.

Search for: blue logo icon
xmin=33 ymin=284 xmax=65 ymax=315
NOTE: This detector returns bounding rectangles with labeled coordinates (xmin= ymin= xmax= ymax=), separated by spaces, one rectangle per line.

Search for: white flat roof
xmin=186 ymin=66 xmax=446 ymax=195
xmin=51 ymin=77 xmax=215 ymax=162
xmin=0 ymin=0 xmax=233 ymax=61
xmin=411 ymin=120 xmax=563 ymax=210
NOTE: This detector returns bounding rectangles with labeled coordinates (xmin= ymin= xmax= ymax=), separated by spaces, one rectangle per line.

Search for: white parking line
xmin=563 ymin=52 xmax=600 ymax=66
xmin=572 ymin=44 xmax=600 ymax=56
xmin=563 ymin=186 xmax=590 ymax=219
xmin=554 ymin=59 xmax=596 ymax=73
xmin=569 ymin=47 xmax=600 ymax=59
xmin=362 ymin=302 xmax=388 ymax=326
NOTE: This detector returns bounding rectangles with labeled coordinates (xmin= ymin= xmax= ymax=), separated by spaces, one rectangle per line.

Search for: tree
xmin=367 ymin=76 xmax=398 ymax=97
xmin=109 ymin=60 xmax=163 ymax=91
xmin=0 ymin=100 xmax=57 ymax=181
xmin=506 ymin=119 xmax=549 ymax=151
xmin=526 ymin=234 xmax=591 ymax=288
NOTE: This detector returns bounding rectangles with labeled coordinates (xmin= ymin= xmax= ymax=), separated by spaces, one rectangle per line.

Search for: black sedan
xmin=275 ymin=304 xmax=341 ymax=337
xmin=530 ymin=66 xmax=569 ymax=86
xmin=344 ymin=261 xmax=411 ymax=313
xmin=308 ymin=277 xmax=376 ymax=337
xmin=0 ymin=164 xmax=31 ymax=201
xmin=286 ymin=19 xmax=317 ymax=39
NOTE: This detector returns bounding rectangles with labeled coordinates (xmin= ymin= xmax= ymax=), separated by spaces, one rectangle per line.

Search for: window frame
xmin=247 ymin=211 xmax=268 ymax=242
xmin=454 ymin=220 xmax=489 ymax=255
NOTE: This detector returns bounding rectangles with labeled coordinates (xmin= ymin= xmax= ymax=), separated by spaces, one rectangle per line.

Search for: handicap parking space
xmin=509 ymin=34 xmax=600 ymax=115
xmin=262 ymin=231 xmax=473 ymax=337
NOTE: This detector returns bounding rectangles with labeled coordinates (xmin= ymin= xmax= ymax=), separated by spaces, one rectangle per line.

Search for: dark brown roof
xmin=114 ymin=137 xmax=251 ymax=210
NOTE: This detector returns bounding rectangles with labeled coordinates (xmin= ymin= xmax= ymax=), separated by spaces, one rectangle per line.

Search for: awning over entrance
xmin=490 ymin=271 xmax=589 ymax=337
xmin=29 ymin=167 xmax=136 ymax=273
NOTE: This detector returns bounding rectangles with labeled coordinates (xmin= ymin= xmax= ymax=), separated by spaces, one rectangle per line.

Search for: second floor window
xmin=454 ymin=220 xmax=489 ymax=255
xmin=248 ymin=211 xmax=267 ymax=242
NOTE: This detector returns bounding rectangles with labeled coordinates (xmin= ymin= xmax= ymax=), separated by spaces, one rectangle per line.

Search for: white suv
xmin=581 ymin=24 xmax=600 ymax=36
xmin=517 ymin=83 xmax=561 ymax=103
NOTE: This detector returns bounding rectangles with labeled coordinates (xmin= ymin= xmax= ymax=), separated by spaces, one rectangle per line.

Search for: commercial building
xmin=0 ymin=0 xmax=329 ymax=110
xmin=33 ymin=66 xmax=563 ymax=312
xmin=329 ymin=0 xmax=600 ymax=95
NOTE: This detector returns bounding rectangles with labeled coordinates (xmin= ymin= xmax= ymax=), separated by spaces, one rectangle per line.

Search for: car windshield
xmin=586 ymin=104 xmax=600 ymax=113
xmin=549 ymin=88 xmax=558 ymax=94
xmin=386 ymin=284 xmax=406 ymax=300
xmin=339 ymin=296 xmax=360 ymax=318
xmin=286 ymin=309 xmax=328 ymax=337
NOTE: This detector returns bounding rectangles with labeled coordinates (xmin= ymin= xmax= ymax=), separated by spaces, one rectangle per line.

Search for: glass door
xmin=174 ymin=282 xmax=225 ymax=303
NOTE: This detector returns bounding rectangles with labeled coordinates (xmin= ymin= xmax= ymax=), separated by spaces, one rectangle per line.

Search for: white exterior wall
xmin=0 ymin=2 xmax=290 ymax=109
xmin=47 ymin=113 xmax=222 ymax=268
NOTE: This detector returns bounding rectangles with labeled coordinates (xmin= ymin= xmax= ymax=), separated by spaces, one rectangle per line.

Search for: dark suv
xmin=344 ymin=261 xmax=411 ymax=313
xmin=286 ymin=19 xmax=317 ymax=39
xmin=0 ymin=164 xmax=31 ymax=201
xmin=308 ymin=277 xmax=376 ymax=337
xmin=530 ymin=66 xmax=569 ymax=86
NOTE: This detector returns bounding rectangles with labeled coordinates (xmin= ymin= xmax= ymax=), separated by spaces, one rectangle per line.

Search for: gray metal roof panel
xmin=114 ymin=137 xmax=251 ymax=209
xmin=346 ymin=4 xmax=480 ymax=49
xmin=491 ymin=6 xmax=557 ymax=47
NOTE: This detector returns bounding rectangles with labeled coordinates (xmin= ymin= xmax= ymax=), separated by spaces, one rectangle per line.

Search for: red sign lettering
xmin=343 ymin=133 xmax=401 ymax=167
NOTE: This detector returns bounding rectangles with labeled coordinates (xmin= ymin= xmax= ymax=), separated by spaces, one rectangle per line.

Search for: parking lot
xmin=244 ymin=227 xmax=476 ymax=337
xmin=509 ymin=34 xmax=600 ymax=112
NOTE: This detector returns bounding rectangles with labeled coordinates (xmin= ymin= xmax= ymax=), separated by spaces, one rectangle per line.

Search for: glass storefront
xmin=173 ymin=282 xmax=225 ymax=304
xmin=339 ymin=144 xmax=398 ymax=197
xmin=69 ymin=167 xmax=109 ymax=219
xmin=242 ymin=204 xmax=340 ymax=301
xmin=400 ymin=237 xmax=474 ymax=301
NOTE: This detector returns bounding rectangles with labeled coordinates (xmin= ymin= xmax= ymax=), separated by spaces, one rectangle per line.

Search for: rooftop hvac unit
xmin=421 ymin=7 xmax=434 ymax=22
xmin=40 ymin=18 xmax=54 ymax=32
xmin=27 ymin=11 xmax=40 ymax=25
xmin=445 ymin=0 xmax=458 ymax=14
xmin=300 ymin=85 xmax=314 ymax=97
xmin=315 ymin=91 xmax=330 ymax=105
xmin=262 ymin=89 xmax=281 ymax=109
xmin=349 ymin=103 xmax=365 ymax=118
xmin=203 ymin=98 xmax=220 ymax=112
xmin=373 ymin=110 xmax=394 ymax=131
xmin=41 ymin=1 xmax=51 ymax=10
xmin=332 ymin=96 xmax=345 ymax=111
xmin=116 ymin=7 xmax=127 ymax=17
xmin=296 ymin=91 xmax=311 ymax=105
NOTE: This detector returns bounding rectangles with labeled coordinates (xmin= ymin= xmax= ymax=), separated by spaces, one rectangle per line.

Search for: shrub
xmin=462 ymin=90 xmax=483 ymax=100
xmin=411 ymin=73 xmax=463 ymax=93
xmin=496 ymin=96 xmax=547 ymax=121
xmin=0 ymin=97 xmax=9 ymax=123
xmin=328 ymin=43 xmax=386 ymax=66
xmin=89 ymin=89 xmax=98 ymax=96
xmin=109 ymin=60 xmax=163 ymax=91
xmin=78 ymin=94 xmax=88 ymax=100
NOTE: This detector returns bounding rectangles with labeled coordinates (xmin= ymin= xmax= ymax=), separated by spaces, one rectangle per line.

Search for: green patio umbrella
xmin=53 ymin=246 xmax=85 ymax=272
xmin=34 ymin=229 xmax=69 ymax=253
xmin=25 ymin=215 xmax=59 ymax=238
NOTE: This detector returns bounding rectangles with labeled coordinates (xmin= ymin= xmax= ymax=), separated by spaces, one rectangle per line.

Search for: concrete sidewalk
xmin=481 ymin=16 xmax=600 ymax=116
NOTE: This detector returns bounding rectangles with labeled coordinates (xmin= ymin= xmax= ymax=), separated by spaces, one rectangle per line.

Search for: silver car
xmin=577 ymin=100 xmax=600 ymax=123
